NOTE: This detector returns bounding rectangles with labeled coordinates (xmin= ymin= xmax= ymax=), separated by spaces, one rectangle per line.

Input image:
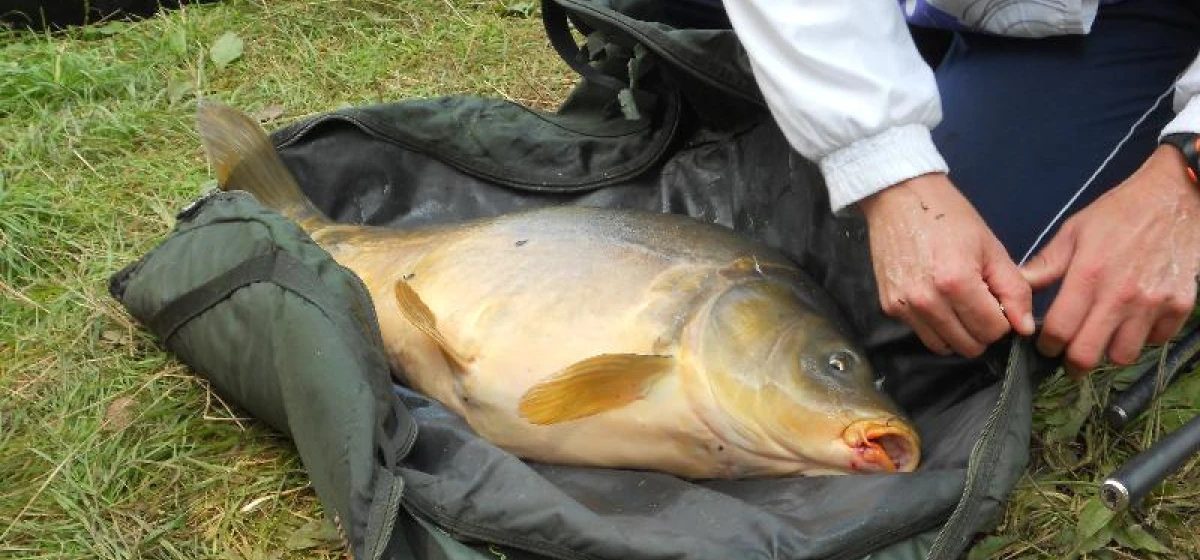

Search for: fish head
xmin=693 ymin=278 xmax=920 ymax=476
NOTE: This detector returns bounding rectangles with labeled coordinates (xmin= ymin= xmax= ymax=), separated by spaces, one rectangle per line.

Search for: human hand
xmin=1021 ymin=145 xmax=1200 ymax=379
xmin=859 ymin=173 xmax=1037 ymax=358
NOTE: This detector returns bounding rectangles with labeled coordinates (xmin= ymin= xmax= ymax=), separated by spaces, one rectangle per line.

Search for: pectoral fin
xmin=394 ymin=280 xmax=468 ymax=370
xmin=518 ymin=354 xmax=674 ymax=425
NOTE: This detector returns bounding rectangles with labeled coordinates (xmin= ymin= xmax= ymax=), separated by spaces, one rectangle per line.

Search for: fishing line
xmin=1017 ymin=82 xmax=1177 ymax=266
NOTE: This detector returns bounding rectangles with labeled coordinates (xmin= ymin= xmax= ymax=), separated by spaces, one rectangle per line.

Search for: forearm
xmin=722 ymin=0 xmax=948 ymax=212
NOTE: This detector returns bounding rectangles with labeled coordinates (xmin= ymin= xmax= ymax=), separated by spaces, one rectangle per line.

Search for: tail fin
xmin=195 ymin=99 xmax=327 ymax=228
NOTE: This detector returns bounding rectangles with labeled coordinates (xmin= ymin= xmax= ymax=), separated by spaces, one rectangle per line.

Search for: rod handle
xmin=1101 ymin=413 xmax=1200 ymax=511
xmin=1104 ymin=328 xmax=1200 ymax=430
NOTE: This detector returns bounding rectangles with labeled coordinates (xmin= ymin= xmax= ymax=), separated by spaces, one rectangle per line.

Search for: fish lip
xmin=842 ymin=418 xmax=921 ymax=474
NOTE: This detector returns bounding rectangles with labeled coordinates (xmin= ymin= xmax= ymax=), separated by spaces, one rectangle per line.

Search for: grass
xmin=1 ymin=2 xmax=571 ymax=558
xmin=969 ymin=359 xmax=1200 ymax=560
xmin=0 ymin=1 xmax=1196 ymax=559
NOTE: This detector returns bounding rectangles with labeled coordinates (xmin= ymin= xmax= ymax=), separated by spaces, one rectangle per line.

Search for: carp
xmin=194 ymin=100 xmax=921 ymax=478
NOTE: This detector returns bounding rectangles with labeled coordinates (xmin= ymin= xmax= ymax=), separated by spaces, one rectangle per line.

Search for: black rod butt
xmin=1101 ymin=414 xmax=1200 ymax=512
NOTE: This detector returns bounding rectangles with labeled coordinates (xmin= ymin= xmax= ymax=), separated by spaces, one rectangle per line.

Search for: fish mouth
xmin=842 ymin=419 xmax=921 ymax=474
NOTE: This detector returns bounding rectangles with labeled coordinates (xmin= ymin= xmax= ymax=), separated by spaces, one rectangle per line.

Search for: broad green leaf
xmin=1159 ymin=409 xmax=1191 ymax=433
xmin=284 ymin=518 xmax=343 ymax=551
xmin=1114 ymin=524 xmax=1170 ymax=553
xmin=1075 ymin=522 xmax=1114 ymax=555
xmin=968 ymin=535 xmax=1015 ymax=560
xmin=82 ymin=21 xmax=126 ymax=38
xmin=1042 ymin=407 xmax=1070 ymax=427
xmin=1049 ymin=383 xmax=1095 ymax=443
xmin=1055 ymin=526 xmax=1078 ymax=547
xmin=209 ymin=31 xmax=244 ymax=69
xmin=1076 ymin=497 xmax=1115 ymax=540
xmin=1110 ymin=357 xmax=1155 ymax=390
xmin=497 ymin=1 xmax=536 ymax=17
xmin=1172 ymin=370 xmax=1200 ymax=408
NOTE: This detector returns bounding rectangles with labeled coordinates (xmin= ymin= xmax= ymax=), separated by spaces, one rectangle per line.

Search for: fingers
xmin=1020 ymin=222 xmax=1077 ymax=289
xmin=983 ymin=243 xmax=1036 ymax=336
xmin=1104 ymin=282 xmax=1194 ymax=365
xmin=1060 ymin=305 xmax=1120 ymax=379
xmin=883 ymin=278 xmax=1004 ymax=359
xmin=992 ymin=207 xmax=1182 ymax=374
xmin=924 ymin=243 xmax=1034 ymax=356
xmin=1036 ymin=264 xmax=1095 ymax=360
xmin=913 ymin=291 xmax=987 ymax=358
xmin=1108 ymin=313 xmax=1154 ymax=366
xmin=1146 ymin=288 xmax=1195 ymax=345
xmin=944 ymin=270 xmax=1011 ymax=349
xmin=1041 ymin=268 xmax=1197 ymax=377
xmin=879 ymin=254 xmax=1028 ymax=358
xmin=1147 ymin=311 xmax=1188 ymax=345
xmin=880 ymin=288 xmax=979 ymax=356
xmin=1030 ymin=223 xmax=1087 ymax=358
xmin=900 ymin=306 xmax=953 ymax=356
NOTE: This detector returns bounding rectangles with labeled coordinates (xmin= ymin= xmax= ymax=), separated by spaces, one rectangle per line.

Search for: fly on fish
xmin=194 ymin=99 xmax=922 ymax=478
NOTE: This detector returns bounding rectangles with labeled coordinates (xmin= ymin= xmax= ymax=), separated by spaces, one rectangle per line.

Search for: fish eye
xmin=826 ymin=351 xmax=856 ymax=373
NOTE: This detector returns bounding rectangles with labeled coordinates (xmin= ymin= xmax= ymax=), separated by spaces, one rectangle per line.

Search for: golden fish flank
xmin=195 ymin=99 xmax=922 ymax=479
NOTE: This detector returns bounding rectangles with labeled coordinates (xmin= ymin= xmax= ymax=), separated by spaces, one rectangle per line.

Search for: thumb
xmin=1020 ymin=224 xmax=1076 ymax=289
xmin=982 ymin=244 xmax=1036 ymax=336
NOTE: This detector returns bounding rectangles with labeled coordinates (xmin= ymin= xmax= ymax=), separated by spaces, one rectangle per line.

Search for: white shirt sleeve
xmin=721 ymin=0 xmax=948 ymax=213
xmin=1160 ymin=54 xmax=1200 ymax=137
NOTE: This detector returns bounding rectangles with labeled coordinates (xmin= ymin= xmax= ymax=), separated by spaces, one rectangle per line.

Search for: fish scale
xmin=195 ymin=99 xmax=923 ymax=479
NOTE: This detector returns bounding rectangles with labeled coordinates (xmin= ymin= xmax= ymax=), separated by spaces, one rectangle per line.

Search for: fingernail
xmin=1021 ymin=314 xmax=1036 ymax=335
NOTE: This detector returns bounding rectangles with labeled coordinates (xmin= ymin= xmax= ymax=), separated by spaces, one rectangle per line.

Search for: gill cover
xmin=697 ymin=277 xmax=904 ymax=461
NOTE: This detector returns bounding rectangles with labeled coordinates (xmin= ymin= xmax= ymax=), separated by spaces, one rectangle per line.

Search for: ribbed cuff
xmin=1160 ymin=95 xmax=1200 ymax=138
xmin=819 ymin=124 xmax=949 ymax=214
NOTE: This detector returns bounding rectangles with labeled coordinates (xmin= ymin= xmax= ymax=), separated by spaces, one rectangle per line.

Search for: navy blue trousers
xmin=933 ymin=1 xmax=1200 ymax=313
xmin=662 ymin=0 xmax=1200 ymax=314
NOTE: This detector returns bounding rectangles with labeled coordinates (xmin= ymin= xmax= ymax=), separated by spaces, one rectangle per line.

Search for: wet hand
xmin=1021 ymin=145 xmax=1200 ymax=379
xmin=859 ymin=173 xmax=1037 ymax=358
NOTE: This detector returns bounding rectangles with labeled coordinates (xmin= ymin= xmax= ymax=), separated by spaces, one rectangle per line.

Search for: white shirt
xmin=720 ymin=0 xmax=1200 ymax=213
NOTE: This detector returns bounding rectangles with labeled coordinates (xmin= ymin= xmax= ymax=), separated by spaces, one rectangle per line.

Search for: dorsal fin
xmin=394 ymin=280 xmax=469 ymax=370
xmin=518 ymin=354 xmax=674 ymax=425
